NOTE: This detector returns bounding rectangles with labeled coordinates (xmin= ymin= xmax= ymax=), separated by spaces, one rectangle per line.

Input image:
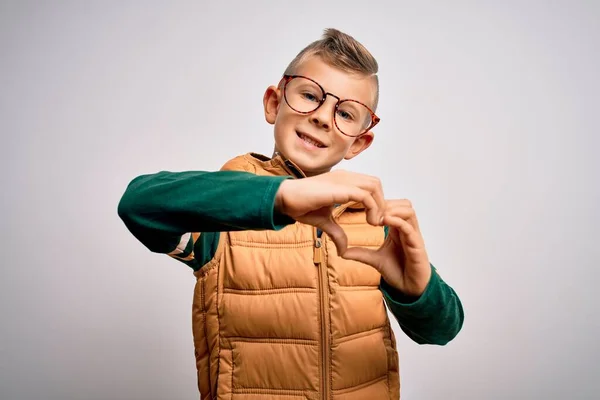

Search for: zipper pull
xmin=313 ymin=238 xmax=322 ymax=264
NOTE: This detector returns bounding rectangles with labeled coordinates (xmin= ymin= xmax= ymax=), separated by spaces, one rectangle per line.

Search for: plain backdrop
xmin=1 ymin=1 xmax=599 ymax=399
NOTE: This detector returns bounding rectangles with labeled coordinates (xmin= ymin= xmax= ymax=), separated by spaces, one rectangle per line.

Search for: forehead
xmin=293 ymin=56 xmax=375 ymax=107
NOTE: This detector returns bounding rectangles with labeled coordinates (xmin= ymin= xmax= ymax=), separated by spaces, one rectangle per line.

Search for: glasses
xmin=280 ymin=75 xmax=380 ymax=137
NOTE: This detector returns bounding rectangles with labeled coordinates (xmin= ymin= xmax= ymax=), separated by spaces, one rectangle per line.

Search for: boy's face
xmin=263 ymin=56 xmax=377 ymax=176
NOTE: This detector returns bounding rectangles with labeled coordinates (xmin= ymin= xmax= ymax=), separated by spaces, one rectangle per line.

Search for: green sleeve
xmin=379 ymin=226 xmax=464 ymax=345
xmin=118 ymin=170 xmax=295 ymax=269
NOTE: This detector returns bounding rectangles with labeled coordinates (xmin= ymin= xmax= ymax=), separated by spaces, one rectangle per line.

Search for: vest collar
xmin=244 ymin=152 xmax=307 ymax=179
xmin=242 ymin=152 xmax=366 ymax=212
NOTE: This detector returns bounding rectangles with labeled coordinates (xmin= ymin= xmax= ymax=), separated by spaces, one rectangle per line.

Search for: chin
xmin=275 ymin=134 xmax=337 ymax=176
xmin=285 ymin=151 xmax=332 ymax=176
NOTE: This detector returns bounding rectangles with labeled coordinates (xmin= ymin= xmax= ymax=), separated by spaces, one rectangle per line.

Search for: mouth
xmin=296 ymin=131 xmax=327 ymax=148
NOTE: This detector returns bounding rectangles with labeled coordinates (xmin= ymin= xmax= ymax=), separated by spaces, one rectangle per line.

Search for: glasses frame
xmin=280 ymin=74 xmax=380 ymax=137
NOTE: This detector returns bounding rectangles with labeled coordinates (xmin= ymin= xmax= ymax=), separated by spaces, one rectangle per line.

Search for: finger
xmin=319 ymin=218 xmax=348 ymax=255
xmin=341 ymin=246 xmax=382 ymax=271
xmin=336 ymin=171 xmax=386 ymax=225
xmin=384 ymin=203 xmax=420 ymax=230
xmin=386 ymin=199 xmax=412 ymax=207
xmin=367 ymin=176 xmax=386 ymax=224
xmin=383 ymin=216 xmax=423 ymax=248
xmin=341 ymin=186 xmax=381 ymax=227
xmin=384 ymin=206 xmax=415 ymax=220
xmin=358 ymin=176 xmax=385 ymax=225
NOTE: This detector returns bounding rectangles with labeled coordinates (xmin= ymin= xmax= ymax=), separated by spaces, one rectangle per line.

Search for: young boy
xmin=118 ymin=28 xmax=463 ymax=400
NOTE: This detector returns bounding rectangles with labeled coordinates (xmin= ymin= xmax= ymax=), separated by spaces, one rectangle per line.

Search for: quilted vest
xmin=191 ymin=153 xmax=400 ymax=400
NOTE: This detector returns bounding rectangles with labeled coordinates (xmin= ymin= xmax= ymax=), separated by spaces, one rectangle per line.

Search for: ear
xmin=263 ymin=85 xmax=282 ymax=125
xmin=344 ymin=131 xmax=375 ymax=160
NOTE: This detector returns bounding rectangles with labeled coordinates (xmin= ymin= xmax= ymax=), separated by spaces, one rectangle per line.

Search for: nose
xmin=309 ymin=96 xmax=337 ymax=131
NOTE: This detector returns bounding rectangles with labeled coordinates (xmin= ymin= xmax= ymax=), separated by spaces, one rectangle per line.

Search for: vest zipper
xmin=314 ymin=228 xmax=329 ymax=399
xmin=313 ymin=228 xmax=323 ymax=264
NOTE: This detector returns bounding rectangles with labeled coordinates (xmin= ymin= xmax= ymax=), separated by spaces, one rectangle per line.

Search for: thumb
xmin=341 ymin=247 xmax=382 ymax=270
xmin=319 ymin=218 xmax=348 ymax=256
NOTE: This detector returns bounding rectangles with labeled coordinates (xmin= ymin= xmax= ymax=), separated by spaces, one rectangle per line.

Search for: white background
xmin=1 ymin=1 xmax=598 ymax=399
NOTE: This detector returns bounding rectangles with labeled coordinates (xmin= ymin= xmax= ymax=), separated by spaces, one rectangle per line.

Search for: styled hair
xmin=283 ymin=28 xmax=379 ymax=110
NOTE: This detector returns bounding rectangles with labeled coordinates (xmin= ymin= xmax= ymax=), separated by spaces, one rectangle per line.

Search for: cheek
xmin=332 ymin=136 xmax=355 ymax=152
xmin=274 ymin=111 xmax=296 ymax=132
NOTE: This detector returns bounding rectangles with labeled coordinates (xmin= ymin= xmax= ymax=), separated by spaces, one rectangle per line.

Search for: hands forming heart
xmin=275 ymin=170 xmax=432 ymax=297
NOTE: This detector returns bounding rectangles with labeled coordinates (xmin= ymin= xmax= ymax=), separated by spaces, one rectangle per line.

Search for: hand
xmin=342 ymin=199 xmax=432 ymax=297
xmin=275 ymin=170 xmax=386 ymax=254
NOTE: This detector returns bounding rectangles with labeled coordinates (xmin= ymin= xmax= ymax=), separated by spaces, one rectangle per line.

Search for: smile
xmin=297 ymin=131 xmax=326 ymax=148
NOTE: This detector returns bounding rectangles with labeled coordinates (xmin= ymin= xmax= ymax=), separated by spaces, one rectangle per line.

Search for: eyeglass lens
xmin=284 ymin=77 xmax=372 ymax=136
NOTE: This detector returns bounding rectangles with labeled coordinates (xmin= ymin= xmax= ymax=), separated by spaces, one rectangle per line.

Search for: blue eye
xmin=336 ymin=109 xmax=354 ymax=121
xmin=301 ymin=92 xmax=319 ymax=102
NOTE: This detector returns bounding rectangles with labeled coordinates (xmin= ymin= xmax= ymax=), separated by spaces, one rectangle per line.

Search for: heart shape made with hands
xmin=316 ymin=200 xmax=432 ymax=298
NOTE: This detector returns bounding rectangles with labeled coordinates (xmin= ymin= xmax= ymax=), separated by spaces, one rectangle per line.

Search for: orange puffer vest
xmin=192 ymin=153 xmax=400 ymax=400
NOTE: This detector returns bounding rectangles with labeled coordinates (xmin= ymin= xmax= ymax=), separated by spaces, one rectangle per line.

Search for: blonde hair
xmin=283 ymin=28 xmax=379 ymax=110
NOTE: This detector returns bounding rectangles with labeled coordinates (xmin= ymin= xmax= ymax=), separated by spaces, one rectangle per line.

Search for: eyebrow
xmin=293 ymin=73 xmax=374 ymax=108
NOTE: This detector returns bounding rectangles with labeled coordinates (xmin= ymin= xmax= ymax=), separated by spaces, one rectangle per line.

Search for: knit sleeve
xmin=118 ymin=170 xmax=295 ymax=270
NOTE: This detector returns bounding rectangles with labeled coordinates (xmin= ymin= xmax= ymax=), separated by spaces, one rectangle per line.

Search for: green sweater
xmin=118 ymin=170 xmax=464 ymax=345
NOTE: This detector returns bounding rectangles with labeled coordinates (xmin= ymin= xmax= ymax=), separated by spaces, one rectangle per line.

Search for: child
xmin=118 ymin=28 xmax=463 ymax=400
